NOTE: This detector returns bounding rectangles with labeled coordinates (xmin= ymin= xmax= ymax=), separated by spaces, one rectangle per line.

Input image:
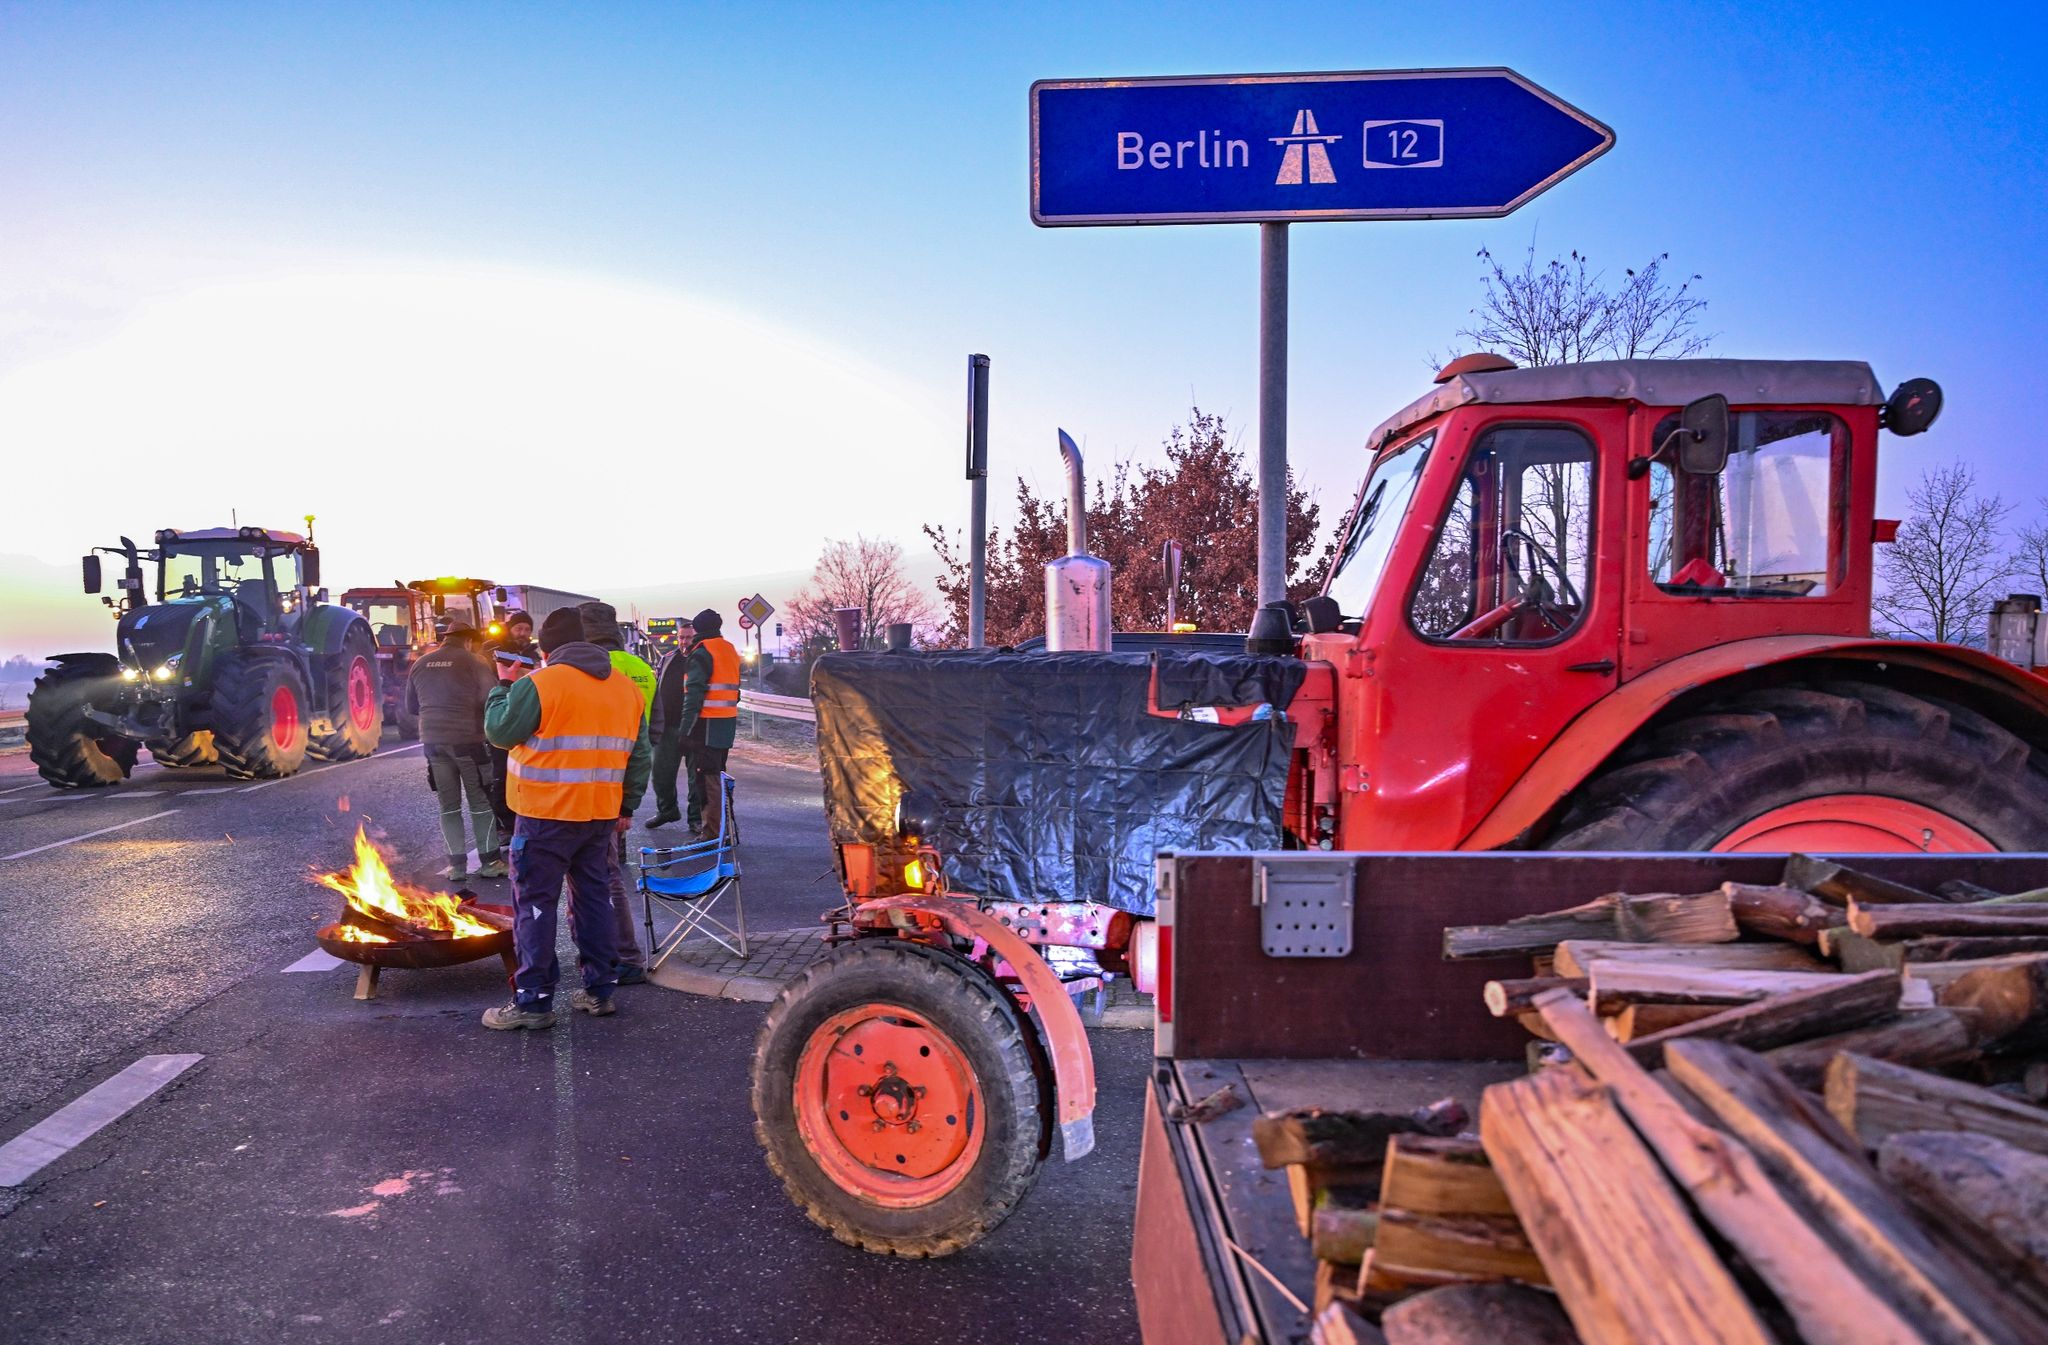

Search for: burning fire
xmin=331 ymin=924 xmax=392 ymax=944
xmin=315 ymin=826 xmax=497 ymax=939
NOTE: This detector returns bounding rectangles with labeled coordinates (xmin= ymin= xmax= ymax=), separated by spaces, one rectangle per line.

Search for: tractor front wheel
xmin=26 ymin=670 xmax=136 ymax=788
xmin=309 ymin=634 xmax=381 ymax=762
xmin=147 ymin=731 xmax=217 ymax=769
xmin=1545 ymin=680 xmax=2048 ymax=853
xmin=210 ymin=655 xmax=311 ymax=779
xmin=751 ymin=938 xmax=1045 ymax=1257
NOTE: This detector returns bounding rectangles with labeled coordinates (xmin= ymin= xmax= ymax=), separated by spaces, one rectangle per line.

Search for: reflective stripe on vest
xmin=507 ymin=662 xmax=645 ymax=821
xmin=697 ymin=638 xmax=741 ymax=718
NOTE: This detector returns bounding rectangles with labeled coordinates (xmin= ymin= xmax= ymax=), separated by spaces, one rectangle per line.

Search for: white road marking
xmin=109 ymin=790 xmax=164 ymax=799
xmin=0 ymin=809 xmax=184 ymax=862
xmin=0 ymin=782 xmax=47 ymax=797
xmin=283 ymin=949 xmax=346 ymax=973
xmin=178 ymin=786 xmax=240 ymax=795
xmin=238 ymin=741 xmax=423 ymax=793
xmin=0 ymin=1054 xmax=204 ymax=1187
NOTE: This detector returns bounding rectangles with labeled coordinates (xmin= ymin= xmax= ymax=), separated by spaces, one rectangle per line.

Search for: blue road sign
xmin=1031 ymin=68 xmax=1613 ymax=226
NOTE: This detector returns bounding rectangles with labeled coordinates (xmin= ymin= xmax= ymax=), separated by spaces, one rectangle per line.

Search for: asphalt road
xmin=0 ymin=741 xmax=1146 ymax=1344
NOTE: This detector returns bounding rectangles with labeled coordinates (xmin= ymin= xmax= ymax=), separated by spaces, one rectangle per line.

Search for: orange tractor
xmin=750 ymin=355 xmax=2048 ymax=1255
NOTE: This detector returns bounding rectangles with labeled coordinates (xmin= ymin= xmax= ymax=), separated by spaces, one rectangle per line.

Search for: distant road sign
xmin=741 ymin=594 xmax=775 ymax=627
xmin=738 ymin=614 xmax=755 ymax=631
xmin=1031 ymin=68 xmax=1612 ymax=226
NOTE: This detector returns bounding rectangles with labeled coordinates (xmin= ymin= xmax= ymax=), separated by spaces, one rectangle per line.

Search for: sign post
xmin=966 ymin=354 xmax=991 ymax=647
xmin=1031 ymin=68 xmax=1613 ymax=606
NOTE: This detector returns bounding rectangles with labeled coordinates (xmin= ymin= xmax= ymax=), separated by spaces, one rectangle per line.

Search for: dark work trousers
xmin=651 ymin=726 xmax=686 ymax=820
xmin=687 ymin=735 xmax=731 ymax=836
xmin=607 ymin=829 xmax=645 ymax=972
xmin=486 ymin=744 xmax=514 ymax=835
xmin=508 ymin=816 xmax=619 ymax=1008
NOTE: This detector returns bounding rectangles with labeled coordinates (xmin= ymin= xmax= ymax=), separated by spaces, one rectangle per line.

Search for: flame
xmin=331 ymin=924 xmax=392 ymax=944
xmin=315 ymin=826 xmax=496 ymax=939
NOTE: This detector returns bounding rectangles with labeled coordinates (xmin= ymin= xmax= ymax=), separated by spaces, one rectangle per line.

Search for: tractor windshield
xmin=1323 ymin=432 xmax=1434 ymax=621
xmin=351 ymin=600 xmax=415 ymax=646
xmin=1647 ymin=410 xmax=1843 ymax=598
xmin=160 ymin=543 xmax=267 ymax=600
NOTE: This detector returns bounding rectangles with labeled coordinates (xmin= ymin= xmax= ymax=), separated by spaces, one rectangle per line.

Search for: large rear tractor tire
xmin=210 ymin=654 xmax=311 ymax=780
xmin=752 ymin=938 xmax=1045 ymax=1257
xmin=26 ymin=670 xmax=136 ymax=788
xmin=309 ymin=632 xmax=381 ymax=762
xmin=1544 ymin=680 xmax=2048 ymax=853
xmin=147 ymin=731 xmax=217 ymax=768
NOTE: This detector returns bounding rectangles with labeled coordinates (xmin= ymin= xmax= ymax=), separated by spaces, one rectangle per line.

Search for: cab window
xmin=1410 ymin=424 xmax=1596 ymax=644
xmin=1647 ymin=411 xmax=1843 ymax=597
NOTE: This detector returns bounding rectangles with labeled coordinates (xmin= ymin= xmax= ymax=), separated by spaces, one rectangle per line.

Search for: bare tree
xmin=1446 ymin=246 xmax=1711 ymax=368
xmin=786 ymin=536 xmax=939 ymax=651
xmin=2013 ymin=499 xmax=2048 ymax=599
xmin=1874 ymin=464 xmax=2013 ymax=645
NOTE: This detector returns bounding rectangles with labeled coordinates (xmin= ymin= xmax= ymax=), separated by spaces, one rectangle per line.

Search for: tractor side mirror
xmin=494 ymin=586 xmax=508 ymax=602
xmin=300 ymin=548 xmax=321 ymax=588
xmin=82 ymin=555 xmax=102 ymax=594
xmin=1676 ymin=394 xmax=1730 ymax=475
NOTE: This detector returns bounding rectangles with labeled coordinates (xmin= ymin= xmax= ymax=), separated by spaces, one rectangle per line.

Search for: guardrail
xmin=739 ymin=690 xmax=815 ymax=724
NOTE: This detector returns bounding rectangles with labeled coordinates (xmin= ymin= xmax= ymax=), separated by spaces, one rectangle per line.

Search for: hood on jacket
xmin=543 ymin=641 xmax=614 ymax=679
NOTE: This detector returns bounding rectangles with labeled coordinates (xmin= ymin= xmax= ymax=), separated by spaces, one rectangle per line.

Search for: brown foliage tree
xmin=785 ymin=536 xmax=939 ymax=652
xmin=926 ymin=409 xmax=1330 ymax=647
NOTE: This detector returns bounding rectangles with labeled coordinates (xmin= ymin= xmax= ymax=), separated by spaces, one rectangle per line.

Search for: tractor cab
xmin=405 ymin=577 xmax=506 ymax=642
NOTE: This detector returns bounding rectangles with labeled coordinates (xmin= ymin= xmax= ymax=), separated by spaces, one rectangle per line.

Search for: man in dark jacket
xmin=579 ymin=602 xmax=656 ymax=986
xmin=404 ymin=621 xmax=504 ymax=880
xmin=484 ymin=610 xmax=536 ymax=835
xmin=650 ymin=608 xmax=740 ymax=838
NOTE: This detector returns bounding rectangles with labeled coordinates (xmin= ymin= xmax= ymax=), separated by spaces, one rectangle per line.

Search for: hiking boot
xmin=482 ymin=1000 xmax=556 ymax=1031
xmin=647 ymin=810 xmax=682 ymax=830
xmin=442 ymin=859 xmax=470 ymax=881
xmin=615 ymin=964 xmax=649 ymax=986
xmin=473 ymin=856 xmax=508 ymax=879
xmin=570 ymin=989 xmax=617 ymax=1016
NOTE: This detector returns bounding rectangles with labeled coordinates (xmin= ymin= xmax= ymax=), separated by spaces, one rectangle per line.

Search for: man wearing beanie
xmin=480 ymin=607 xmax=652 ymax=1029
xmin=649 ymin=608 xmax=740 ymax=837
xmin=577 ymin=601 xmax=658 ymax=985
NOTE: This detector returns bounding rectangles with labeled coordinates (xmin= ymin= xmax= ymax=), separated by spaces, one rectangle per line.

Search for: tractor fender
xmin=46 ymin=652 xmax=121 ymax=677
xmin=854 ymin=893 xmax=1098 ymax=1163
xmin=1461 ymin=635 xmax=2048 ymax=851
xmin=299 ymin=604 xmax=376 ymax=702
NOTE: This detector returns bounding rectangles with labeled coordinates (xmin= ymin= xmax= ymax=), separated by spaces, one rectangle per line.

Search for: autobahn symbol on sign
xmin=1030 ymin=67 xmax=1613 ymax=225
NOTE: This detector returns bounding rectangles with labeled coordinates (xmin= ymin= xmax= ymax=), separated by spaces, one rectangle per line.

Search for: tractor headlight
xmin=150 ymin=654 xmax=183 ymax=682
xmin=120 ymin=667 xmax=141 ymax=682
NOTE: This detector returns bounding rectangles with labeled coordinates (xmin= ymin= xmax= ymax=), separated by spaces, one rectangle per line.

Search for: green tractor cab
xmin=28 ymin=527 xmax=383 ymax=786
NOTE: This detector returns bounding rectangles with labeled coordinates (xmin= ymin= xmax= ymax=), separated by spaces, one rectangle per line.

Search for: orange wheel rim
xmin=346 ymin=657 xmax=377 ymax=731
xmin=271 ymin=684 xmax=300 ymax=750
xmin=1715 ymin=793 xmax=1994 ymax=853
xmin=793 ymin=1002 xmax=984 ymax=1207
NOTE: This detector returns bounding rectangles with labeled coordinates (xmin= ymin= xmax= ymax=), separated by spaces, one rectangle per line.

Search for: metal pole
xmin=1257 ymin=223 xmax=1288 ymax=609
xmin=967 ymin=354 xmax=991 ymax=647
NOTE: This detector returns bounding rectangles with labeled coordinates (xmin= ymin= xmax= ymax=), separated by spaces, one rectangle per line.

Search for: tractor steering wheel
xmin=1499 ymin=528 xmax=1580 ymax=634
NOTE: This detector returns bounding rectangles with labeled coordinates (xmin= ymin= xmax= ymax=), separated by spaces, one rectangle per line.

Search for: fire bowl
xmin=314 ymin=909 xmax=515 ymax=970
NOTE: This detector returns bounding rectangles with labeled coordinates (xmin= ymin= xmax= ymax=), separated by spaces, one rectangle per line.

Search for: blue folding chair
xmin=638 ymin=773 xmax=746 ymax=965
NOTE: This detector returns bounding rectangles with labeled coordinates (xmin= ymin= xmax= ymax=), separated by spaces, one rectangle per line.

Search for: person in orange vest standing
xmin=479 ymin=608 xmax=651 ymax=1030
xmin=676 ymin=607 xmax=741 ymax=839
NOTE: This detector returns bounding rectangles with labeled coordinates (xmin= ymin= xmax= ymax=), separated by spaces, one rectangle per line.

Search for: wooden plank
xmin=1289 ymin=1165 xmax=1379 ymax=1238
xmin=1904 ymin=951 xmax=2048 ymax=992
xmin=1878 ymin=1131 xmax=2048 ymax=1323
xmin=1552 ymin=940 xmax=1824 ymax=978
xmin=1380 ymin=1135 xmax=1515 ymax=1218
xmin=1851 ymin=901 xmax=2048 ymax=939
xmin=1721 ymin=882 xmax=1838 ymax=944
xmin=1784 ymin=854 xmax=1939 ymax=905
xmin=1477 ymin=1068 xmax=1776 ymax=1345
xmin=1824 ymin=1053 xmax=2048 ymax=1156
xmin=1666 ymin=1038 xmax=2034 ymax=1345
xmin=1311 ymin=1301 xmax=1388 ymax=1345
xmin=1620 ymin=968 xmax=1904 ymax=1068
xmin=1614 ymin=890 xmax=1739 ymax=944
xmin=1316 ymin=1256 xmax=1365 ymax=1316
xmin=1379 ymin=1283 xmax=1579 ymax=1345
xmin=1904 ymin=935 xmax=2048 ymax=962
xmin=1606 ymin=1003 xmax=1724 ymax=1041
xmin=1532 ymin=990 xmax=1931 ymax=1345
xmin=1763 ymin=1008 xmax=1978 ymax=1089
xmin=1371 ymin=1208 xmax=1547 ymax=1285
xmin=1255 ymin=1097 xmax=1467 ymax=1169
xmin=1586 ymin=963 xmax=1851 ymax=1014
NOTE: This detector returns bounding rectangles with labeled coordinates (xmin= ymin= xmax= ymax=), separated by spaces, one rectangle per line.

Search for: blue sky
xmin=1 ymin=0 xmax=2043 ymax=650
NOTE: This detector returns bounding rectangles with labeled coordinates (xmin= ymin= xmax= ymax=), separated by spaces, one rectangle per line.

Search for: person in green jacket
xmin=578 ymin=602 xmax=658 ymax=984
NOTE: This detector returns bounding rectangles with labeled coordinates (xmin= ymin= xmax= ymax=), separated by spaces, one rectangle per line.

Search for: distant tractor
xmin=28 ymin=527 xmax=382 ymax=786
xmin=341 ymin=585 xmax=440 ymax=739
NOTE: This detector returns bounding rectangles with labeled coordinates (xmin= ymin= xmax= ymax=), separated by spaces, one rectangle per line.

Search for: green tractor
xmin=27 ymin=526 xmax=383 ymax=787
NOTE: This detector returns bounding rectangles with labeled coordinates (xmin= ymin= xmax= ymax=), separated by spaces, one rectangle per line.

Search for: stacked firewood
xmin=1297 ymin=855 xmax=2048 ymax=1345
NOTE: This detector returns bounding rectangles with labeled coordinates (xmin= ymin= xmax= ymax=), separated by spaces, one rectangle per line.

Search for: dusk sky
xmin=2 ymin=0 xmax=2043 ymax=656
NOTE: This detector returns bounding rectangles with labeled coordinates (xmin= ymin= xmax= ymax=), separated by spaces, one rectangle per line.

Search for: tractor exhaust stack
xmin=1044 ymin=430 xmax=1111 ymax=652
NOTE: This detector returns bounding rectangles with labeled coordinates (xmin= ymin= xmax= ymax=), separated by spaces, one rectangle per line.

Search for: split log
xmin=1905 ymin=935 xmax=2048 ymax=962
xmin=1721 ymin=881 xmax=1837 ymax=944
xmin=1784 ymin=854 xmax=1938 ymax=905
xmin=1531 ymin=990 xmax=1936 ymax=1345
xmin=1614 ymin=890 xmax=1739 ymax=944
xmin=1605 ymin=1003 xmax=1724 ymax=1041
xmin=1879 ymin=1132 xmax=2048 ymax=1321
xmin=1825 ymin=1053 xmax=2048 ymax=1155
xmin=1553 ymin=939 xmax=1822 ymax=978
xmin=1907 ymin=951 xmax=2048 ymax=993
xmin=1312 ymin=1202 xmax=1382 ymax=1265
xmin=1477 ymin=1067 xmax=1775 ymax=1345
xmin=1939 ymin=956 xmax=2048 ymax=1048
xmin=1380 ymin=1136 xmax=1515 ymax=1218
xmin=1255 ymin=1098 xmax=1467 ymax=1169
xmin=1821 ymin=927 xmax=1902 ymax=972
xmin=1668 ymin=1038 xmax=2039 ymax=1345
xmin=1317 ymin=1256 xmax=1365 ymax=1315
xmin=1850 ymin=901 xmax=2048 ymax=939
xmin=1380 ymin=1283 xmax=1579 ymax=1345
xmin=1370 ymin=1208 xmax=1547 ymax=1286
xmin=1620 ymin=968 xmax=1904 ymax=1068
xmin=1763 ymin=1008 xmax=1978 ymax=1089
xmin=1586 ymin=963 xmax=1853 ymax=1014
xmin=1311 ymin=1301 xmax=1388 ymax=1345
xmin=1443 ymin=899 xmax=1620 ymax=960
xmin=1290 ymin=1165 xmax=1379 ymax=1238
xmin=1484 ymin=977 xmax=1588 ymax=1018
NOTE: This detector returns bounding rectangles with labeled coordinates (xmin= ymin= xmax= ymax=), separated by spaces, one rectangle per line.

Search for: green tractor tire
xmin=147 ymin=731 xmax=217 ymax=769
xmin=210 ymin=653 xmax=311 ymax=780
xmin=26 ymin=668 xmax=137 ymax=788
xmin=309 ymin=630 xmax=382 ymax=762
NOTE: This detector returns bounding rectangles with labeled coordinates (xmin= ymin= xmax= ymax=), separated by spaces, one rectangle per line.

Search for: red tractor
xmin=750 ymin=355 xmax=2048 ymax=1256
xmin=340 ymin=586 xmax=440 ymax=739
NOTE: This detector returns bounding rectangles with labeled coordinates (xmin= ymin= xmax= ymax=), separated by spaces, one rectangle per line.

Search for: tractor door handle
xmin=1566 ymin=659 xmax=1617 ymax=674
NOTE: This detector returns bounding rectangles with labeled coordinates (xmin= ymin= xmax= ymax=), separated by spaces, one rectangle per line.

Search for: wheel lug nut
xmin=871 ymin=1121 xmax=886 ymax=1132
xmin=856 ymin=1084 xmax=874 ymax=1097
xmin=906 ymin=1121 xmax=921 ymax=1133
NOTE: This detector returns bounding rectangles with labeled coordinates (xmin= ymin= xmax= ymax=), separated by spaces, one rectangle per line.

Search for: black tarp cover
xmin=812 ymin=649 xmax=1307 ymax=916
